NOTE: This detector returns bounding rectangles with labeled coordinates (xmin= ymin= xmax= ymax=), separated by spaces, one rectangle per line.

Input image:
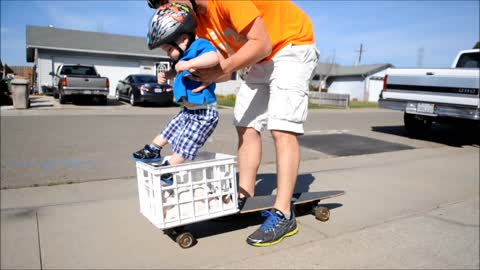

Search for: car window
xmin=60 ymin=65 xmax=98 ymax=76
xmin=456 ymin=52 xmax=480 ymax=68
xmin=133 ymin=75 xmax=157 ymax=84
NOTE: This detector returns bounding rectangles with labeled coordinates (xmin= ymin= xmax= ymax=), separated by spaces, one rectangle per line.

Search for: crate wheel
xmin=314 ymin=206 xmax=330 ymax=222
xmin=176 ymin=232 xmax=196 ymax=249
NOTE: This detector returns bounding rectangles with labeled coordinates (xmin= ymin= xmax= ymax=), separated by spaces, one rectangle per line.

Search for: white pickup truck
xmin=379 ymin=49 xmax=479 ymax=136
xmin=50 ymin=64 xmax=110 ymax=105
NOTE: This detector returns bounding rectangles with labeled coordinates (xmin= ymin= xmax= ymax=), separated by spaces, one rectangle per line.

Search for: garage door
xmin=52 ymin=56 xmax=141 ymax=97
xmin=367 ymin=77 xmax=385 ymax=102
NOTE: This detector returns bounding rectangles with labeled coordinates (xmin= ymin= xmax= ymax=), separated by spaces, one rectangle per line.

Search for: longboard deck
xmin=240 ymin=190 xmax=345 ymax=214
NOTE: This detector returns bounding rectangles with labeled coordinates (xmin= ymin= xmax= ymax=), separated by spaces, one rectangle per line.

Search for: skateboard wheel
xmin=314 ymin=206 xmax=330 ymax=222
xmin=176 ymin=232 xmax=196 ymax=249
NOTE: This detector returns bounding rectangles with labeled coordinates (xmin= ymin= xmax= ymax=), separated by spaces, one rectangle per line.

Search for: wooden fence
xmin=310 ymin=92 xmax=350 ymax=108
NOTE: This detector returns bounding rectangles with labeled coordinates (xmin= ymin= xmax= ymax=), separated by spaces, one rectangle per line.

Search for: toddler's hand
xmin=157 ymin=72 xmax=168 ymax=84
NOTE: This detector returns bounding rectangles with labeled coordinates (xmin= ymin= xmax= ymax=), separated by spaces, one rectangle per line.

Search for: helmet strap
xmin=169 ymin=42 xmax=185 ymax=59
xmin=169 ymin=33 xmax=196 ymax=60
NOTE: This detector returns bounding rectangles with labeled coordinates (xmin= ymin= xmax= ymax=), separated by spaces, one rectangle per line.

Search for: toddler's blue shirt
xmin=173 ymin=38 xmax=217 ymax=105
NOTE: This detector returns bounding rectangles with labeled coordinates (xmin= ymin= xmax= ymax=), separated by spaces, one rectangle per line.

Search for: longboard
xmin=240 ymin=190 xmax=345 ymax=214
xmin=166 ymin=190 xmax=345 ymax=248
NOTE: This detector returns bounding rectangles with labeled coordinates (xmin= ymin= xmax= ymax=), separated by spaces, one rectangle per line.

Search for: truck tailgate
xmin=65 ymin=76 xmax=108 ymax=90
xmin=384 ymin=68 xmax=479 ymax=107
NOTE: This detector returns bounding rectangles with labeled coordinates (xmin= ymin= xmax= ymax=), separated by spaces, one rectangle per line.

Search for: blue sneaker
xmin=160 ymin=160 xmax=173 ymax=186
xmin=132 ymin=144 xmax=162 ymax=162
xmin=246 ymin=208 xmax=298 ymax=247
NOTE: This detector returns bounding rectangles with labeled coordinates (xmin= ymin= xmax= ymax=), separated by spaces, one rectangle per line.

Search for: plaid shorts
xmin=160 ymin=106 xmax=219 ymax=160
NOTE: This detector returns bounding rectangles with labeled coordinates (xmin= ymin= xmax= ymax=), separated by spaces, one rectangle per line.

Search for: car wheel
xmin=115 ymin=90 xmax=120 ymax=101
xmin=130 ymin=93 xmax=138 ymax=106
xmin=404 ymin=113 xmax=432 ymax=138
xmin=59 ymin=92 xmax=66 ymax=104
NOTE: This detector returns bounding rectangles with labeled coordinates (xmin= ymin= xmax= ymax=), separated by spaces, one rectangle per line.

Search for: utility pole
xmin=97 ymin=21 xmax=104 ymax=32
xmin=355 ymin=43 xmax=366 ymax=66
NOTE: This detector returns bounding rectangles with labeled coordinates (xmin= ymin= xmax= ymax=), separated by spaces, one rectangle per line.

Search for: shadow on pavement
xmin=70 ymin=97 xmax=124 ymax=106
xmin=166 ymin=173 xmax=342 ymax=243
xmin=181 ymin=202 xmax=343 ymax=242
xmin=372 ymin=123 xmax=480 ymax=147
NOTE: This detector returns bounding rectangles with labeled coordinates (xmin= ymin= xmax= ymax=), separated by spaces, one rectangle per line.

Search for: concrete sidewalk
xmin=1 ymin=146 xmax=479 ymax=269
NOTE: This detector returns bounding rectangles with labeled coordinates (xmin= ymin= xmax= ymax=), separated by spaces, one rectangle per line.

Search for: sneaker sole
xmin=248 ymin=226 xmax=299 ymax=247
xmin=132 ymin=157 xmax=162 ymax=162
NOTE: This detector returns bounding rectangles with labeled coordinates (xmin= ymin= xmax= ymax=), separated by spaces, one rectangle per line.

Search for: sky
xmin=1 ymin=0 xmax=479 ymax=68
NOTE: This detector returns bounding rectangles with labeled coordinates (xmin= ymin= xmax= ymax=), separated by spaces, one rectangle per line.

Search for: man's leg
xmin=237 ymin=126 xmax=262 ymax=198
xmin=246 ymin=44 xmax=318 ymax=246
xmin=271 ymin=129 xmax=300 ymax=215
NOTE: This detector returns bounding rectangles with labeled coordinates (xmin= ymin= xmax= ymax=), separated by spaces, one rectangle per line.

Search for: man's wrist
xmin=220 ymin=58 xmax=234 ymax=75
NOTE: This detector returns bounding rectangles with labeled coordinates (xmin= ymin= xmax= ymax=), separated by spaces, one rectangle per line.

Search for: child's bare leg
xmin=168 ymin=153 xmax=187 ymax=165
xmin=152 ymin=135 xmax=168 ymax=148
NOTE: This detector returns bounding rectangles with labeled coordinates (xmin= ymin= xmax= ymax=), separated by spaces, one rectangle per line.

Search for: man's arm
xmin=191 ymin=16 xmax=271 ymax=85
xmin=221 ymin=17 xmax=272 ymax=74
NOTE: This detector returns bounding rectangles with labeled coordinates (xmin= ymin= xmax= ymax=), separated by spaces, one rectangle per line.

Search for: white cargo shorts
xmin=233 ymin=44 xmax=319 ymax=134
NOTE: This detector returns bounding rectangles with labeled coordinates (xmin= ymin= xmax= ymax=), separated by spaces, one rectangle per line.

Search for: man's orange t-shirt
xmin=196 ymin=0 xmax=315 ymax=60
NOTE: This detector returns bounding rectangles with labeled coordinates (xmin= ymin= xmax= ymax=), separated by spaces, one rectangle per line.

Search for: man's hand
xmin=188 ymin=63 xmax=224 ymax=90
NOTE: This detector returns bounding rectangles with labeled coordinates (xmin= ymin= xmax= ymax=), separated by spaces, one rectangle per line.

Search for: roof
xmin=26 ymin=25 xmax=167 ymax=62
xmin=315 ymin=62 xmax=394 ymax=78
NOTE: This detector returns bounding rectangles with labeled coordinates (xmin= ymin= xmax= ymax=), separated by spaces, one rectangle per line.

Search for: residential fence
xmin=310 ymin=92 xmax=350 ymax=108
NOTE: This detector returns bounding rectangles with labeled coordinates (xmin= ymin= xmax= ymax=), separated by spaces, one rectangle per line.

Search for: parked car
xmin=50 ymin=64 xmax=109 ymax=105
xmin=115 ymin=74 xmax=173 ymax=106
xmin=379 ymin=49 xmax=479 ymax=137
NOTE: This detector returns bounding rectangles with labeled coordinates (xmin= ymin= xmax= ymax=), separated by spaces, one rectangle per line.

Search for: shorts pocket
xmin=269 ymin=87 xmax=308 ymax=123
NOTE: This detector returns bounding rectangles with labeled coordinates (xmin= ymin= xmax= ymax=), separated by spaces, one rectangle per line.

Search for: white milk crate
xmin=136 ymin=152 xmax=239 ymax=229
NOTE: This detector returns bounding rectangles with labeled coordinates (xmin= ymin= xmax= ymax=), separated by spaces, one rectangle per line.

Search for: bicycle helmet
xmin=147 ymin=2 xmax=196 ymax=53
xmin=147 ymin=0 xmax=164 ymax=9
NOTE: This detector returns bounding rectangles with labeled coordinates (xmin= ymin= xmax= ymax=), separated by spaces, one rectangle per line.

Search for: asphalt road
xmin=1 ymin=97 xmax=479 ymax=269
xmin=1 ymin=96 xmax=478 ymax=189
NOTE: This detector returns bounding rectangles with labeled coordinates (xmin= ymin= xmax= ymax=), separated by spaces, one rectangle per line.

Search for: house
xmin=26 ymin=25 xmax=171 ymax=96
xmin=312 ymin=62 xmax=393 ymax=102
xmin=26 ymin=25 xmax=242 ymax=97
xmin=0 ymin=59 xmax=15 ymax=79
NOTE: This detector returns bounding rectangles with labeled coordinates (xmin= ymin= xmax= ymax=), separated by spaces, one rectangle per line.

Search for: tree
xmin=474 ymin=41 xmax=480 ymax=49
xmin=318 ymin=51 xmax=337 ymax=92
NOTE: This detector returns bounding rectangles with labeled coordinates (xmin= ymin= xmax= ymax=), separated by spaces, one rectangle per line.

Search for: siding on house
xmin=313 ymin=63 xmax=393 ymax=101
xmin=27 ymin=25 xmax=170 ymax=95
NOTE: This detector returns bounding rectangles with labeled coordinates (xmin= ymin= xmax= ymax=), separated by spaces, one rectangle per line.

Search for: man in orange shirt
xmin=148 ymin=0 xmax=319 ymax=247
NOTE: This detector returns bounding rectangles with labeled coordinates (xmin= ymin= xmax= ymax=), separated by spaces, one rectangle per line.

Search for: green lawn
xmin=217 ymin=94 xmax=236 ymax=107
xmin=217 ymin=94 xmax=378 ymax=109
xmin=349 ymin=101 xmax=379 ymax=109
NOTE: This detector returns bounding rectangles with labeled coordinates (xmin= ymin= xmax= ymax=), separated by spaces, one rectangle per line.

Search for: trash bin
xmin=10 ymin=79 xmax=30 ymax=109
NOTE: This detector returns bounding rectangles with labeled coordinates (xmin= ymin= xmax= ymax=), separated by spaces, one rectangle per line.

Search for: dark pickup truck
xmin=50 ymin=64 xmax=110 ymax=104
